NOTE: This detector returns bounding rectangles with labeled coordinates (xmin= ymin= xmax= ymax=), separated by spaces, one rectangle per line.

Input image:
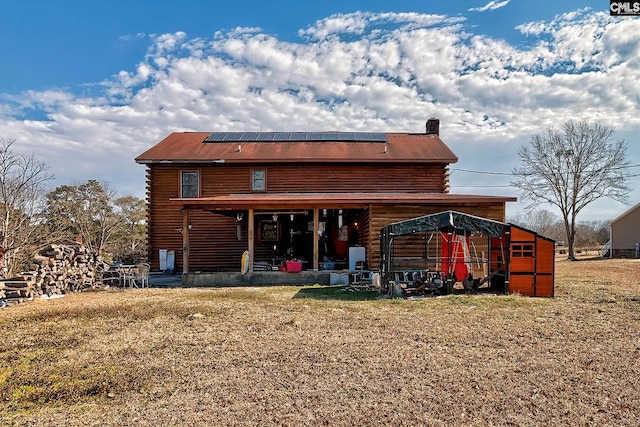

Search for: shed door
xmin=534 ymin=237 xmax=555 ymax=297
xmin=535 ymin=275 xmax=554 ymax=297
xmin=509 ymin=274 xmax=534 ymax=296
xmin=510 ymin=242 xmax=535 ymax=272
xmin=509 ymin=228 xmax=536 ymax=296
xmin=508 ymin=226 xmax=555 ymax=297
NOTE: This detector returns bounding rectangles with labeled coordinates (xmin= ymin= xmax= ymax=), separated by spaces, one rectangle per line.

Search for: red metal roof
xmin=135 ymin=132 xmax=458 ymax=164
xmin=172 ymin=192 xmax=516 ymax=210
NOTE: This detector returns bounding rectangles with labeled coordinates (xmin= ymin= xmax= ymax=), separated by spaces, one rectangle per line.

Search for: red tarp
xmin=441 ymin=233 xmax=470 ymax=281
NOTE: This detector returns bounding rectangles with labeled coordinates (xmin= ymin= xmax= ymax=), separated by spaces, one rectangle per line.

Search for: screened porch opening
xmin=251 ymin=208 xmax=366 ymax=272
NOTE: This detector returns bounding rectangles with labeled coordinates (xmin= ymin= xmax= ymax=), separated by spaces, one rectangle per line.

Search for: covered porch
xmin=172 ymin=193 xmax=514 ymax=285
xmin=176 ymin=193 xmax=376 ymax=277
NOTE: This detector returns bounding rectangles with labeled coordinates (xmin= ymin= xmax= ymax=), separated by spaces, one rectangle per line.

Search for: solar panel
xmin=204 ymin=131 xmax=387 ymax=143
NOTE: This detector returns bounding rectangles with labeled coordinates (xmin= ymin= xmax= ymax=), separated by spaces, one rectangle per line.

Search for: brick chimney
xmin=426 ymin=117 xmax=439 ymax=135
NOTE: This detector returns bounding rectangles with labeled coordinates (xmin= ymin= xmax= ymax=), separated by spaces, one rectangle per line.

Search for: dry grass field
xmin=1 ymin=257 xmax=639 ymax=426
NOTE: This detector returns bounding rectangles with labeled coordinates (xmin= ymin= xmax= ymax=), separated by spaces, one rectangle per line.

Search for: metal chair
xmin=97 ymin=262 xmax=122 ymax=288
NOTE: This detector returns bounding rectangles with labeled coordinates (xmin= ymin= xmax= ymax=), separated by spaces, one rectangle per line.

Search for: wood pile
xmin=0 ymin=244 xmax=103 ymax=307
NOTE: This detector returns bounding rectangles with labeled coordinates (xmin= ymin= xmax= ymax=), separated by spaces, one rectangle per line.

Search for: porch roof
xmin=172 ymin=192 xmax=517 ymax=210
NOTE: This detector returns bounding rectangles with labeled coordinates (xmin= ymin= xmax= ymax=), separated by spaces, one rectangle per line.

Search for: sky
xmin=1 ymin=0 xmax=639 ymax=223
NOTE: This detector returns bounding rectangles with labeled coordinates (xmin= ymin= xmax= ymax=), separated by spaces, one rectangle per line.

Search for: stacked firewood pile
xmin=0 ymin=244 xmax=103 ymax=307
xmin=0 ymin=279 xmax=35 ymax=306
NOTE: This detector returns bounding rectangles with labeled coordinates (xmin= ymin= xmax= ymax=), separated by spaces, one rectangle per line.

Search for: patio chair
xmin=133 ymin=263 xmax=150 ymax=288
xmin=119 ymin=265 xmax=137 ymax=288
xmin=97 ymin=262 xmax=122 ymax=288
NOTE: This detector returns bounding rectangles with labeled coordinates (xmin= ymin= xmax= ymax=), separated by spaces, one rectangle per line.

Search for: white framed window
xmin=251 ymin=169 xmax=266 ymax=191
xmin=181 ymin=170 xmax=200 ymax=198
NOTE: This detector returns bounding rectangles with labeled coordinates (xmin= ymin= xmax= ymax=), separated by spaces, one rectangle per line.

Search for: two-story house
xmin=135 ymin=119 xmax=517 ymax=284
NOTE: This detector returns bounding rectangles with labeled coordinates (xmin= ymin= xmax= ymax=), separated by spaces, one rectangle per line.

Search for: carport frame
xmin=379 ymin=210 xmax=556 ymax=297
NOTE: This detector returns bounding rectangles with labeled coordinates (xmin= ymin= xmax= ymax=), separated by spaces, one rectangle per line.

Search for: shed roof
xmin=135 ymin=131 xmax=458 ymax=164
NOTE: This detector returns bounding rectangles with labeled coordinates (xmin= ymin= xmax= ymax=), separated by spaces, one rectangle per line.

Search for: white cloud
xmin=468 ymin=1 xmax=510 ymax=13
xmin=0 ymin=10 xmax=639 ymax=219
xmin=118 ymin=32 xmax=147 ymax=42
xmin=298 ymin=12 xmax=369 ymax=40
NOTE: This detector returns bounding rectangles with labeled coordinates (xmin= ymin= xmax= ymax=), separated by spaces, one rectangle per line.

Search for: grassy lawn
xmin=1 ymin=258 xmax=639 ymax=426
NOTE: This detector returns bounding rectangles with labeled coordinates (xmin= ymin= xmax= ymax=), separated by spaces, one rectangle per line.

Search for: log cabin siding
xmin=188 ymin=211 xmax=248 ymax=271
xmin=146 ymin=166 xmax=183 ymax=271
xmin=145 ymin=164 xmax=508 ymax=272
xmin=156 ymin=163 xmax=450 ymax=195
xmin=263 ymin=164 xmax=449 ymax=193
xmin=146 ymin=162 xmax=450 ymax=269
xmin=145 ymin=165 xmax=249 ymax=271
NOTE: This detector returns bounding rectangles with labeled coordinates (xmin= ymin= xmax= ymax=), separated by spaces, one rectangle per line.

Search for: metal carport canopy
xmin=381 ymin=210 xmax=508 ymax=238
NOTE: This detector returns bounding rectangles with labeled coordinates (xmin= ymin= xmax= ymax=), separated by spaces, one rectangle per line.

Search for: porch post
xmin=248 ymin=208 xmax=255 ymax=272
xmin=182 ymin=208 xmax=189 ymax=274
xmin=313 ymin=208 xmax=319 ymax=271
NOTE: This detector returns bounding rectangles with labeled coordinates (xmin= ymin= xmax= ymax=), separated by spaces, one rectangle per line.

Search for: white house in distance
xmin=606 ymin=202 xmax=640 ymax=258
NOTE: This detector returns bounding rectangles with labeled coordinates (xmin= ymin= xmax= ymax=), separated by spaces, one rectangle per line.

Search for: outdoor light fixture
xmin=338 ymin=210 xmax=343 ymax=228
xmin=272 ymin=214 xmax=278 ymax=222
xmin=290 ymin=214 xmax=295 ymax=221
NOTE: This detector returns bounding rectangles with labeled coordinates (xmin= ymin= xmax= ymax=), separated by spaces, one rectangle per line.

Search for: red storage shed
xmin=508 ymin=225 xmax=555 ymax=297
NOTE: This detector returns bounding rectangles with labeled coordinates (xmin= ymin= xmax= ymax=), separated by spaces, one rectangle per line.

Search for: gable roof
xmin=135 ymin=131 xmax=458 ymax=164
xmin=611 ymin=202 xmax=640 ymax=225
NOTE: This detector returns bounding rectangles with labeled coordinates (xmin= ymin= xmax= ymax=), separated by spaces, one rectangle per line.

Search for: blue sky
xmin=1 ymin=0 xmax=639 ymax=222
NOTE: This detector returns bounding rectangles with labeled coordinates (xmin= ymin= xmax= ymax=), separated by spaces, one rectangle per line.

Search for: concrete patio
xmin=148 ymin=271 xmax=352 ymax=287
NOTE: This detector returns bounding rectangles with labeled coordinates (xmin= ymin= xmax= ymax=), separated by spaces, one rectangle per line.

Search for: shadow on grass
xmin=293 ymin=285 xmax=381 ymax=301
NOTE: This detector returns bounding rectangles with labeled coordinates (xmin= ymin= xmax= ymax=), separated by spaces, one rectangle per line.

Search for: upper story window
xmin=181 ymin=170 xmax=200 ymax=198
xmin=252 ymin=169 xmax=266 ymax=191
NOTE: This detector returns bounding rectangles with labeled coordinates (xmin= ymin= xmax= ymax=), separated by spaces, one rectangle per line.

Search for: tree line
xmin=509 ymin=209 xmax=611 ymax=253
xmin=0 ymin=138 xmax=145 ymax=277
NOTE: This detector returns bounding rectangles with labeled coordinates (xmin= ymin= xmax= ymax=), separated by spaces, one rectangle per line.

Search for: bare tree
xmin=512 ymin=119 xmax=630 ymax=260
xmin=0 ymin=139 xmax=54 ymax=276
